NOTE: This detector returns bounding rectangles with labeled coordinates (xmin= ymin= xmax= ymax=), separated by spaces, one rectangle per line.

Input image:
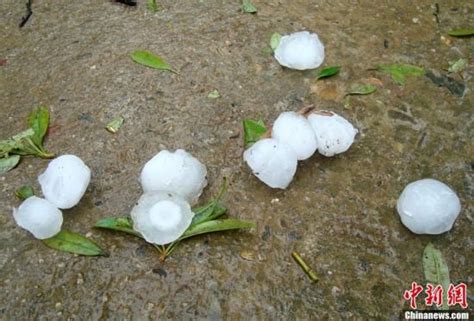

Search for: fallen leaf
xmin=448 ymin=58 xmax=468 ymax=73
xmin=448 ymin=28 xmax=474 ymax=37
xmin=316 ymin=66 xmax=340 ymax=80
xmin=42 ymin=230 xmax=108 ymax=256
xmin=347 ymin=84 xmax=377 ymax=95
xmin=0 ymin=155 xmax=20 ymax=174
xmin=270 ymin=33 xmax=282 ymax=51
xmin=131 ymin=50 xmax=177 ymax=73
xmin=207 ymin=89 xmax=220 ymax=99
xmin=377 ymin=64 xmax=424 ymax=85
xmin=105 ymin=116 xmax=124 ymax=134
xmin=243 ymin=119 xmax=267 ymax=147
xmin=242 ymin=0 xmax=257 ymax=13
xmin=15 ymin=185 xmax=34 ymax=200
xmin=423 ymin=243 xmax=450 ymax=310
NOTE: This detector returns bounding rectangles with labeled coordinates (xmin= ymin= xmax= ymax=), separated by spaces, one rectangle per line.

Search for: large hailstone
xmin=243 ymin=138 xmax=298 ymax=189
xmin=131 ymin=192 xmax=194 ymax=245
xmin=13 ymin=196 xmax=63 ymax=239
xmin=140 ymin=149 xmax=207 ymax=204
xmin=397 ymin=179 xmax=461 ymax=234
xmin=38 ymin=155 xmax=91 ymax=209
xmin=274 ymin=31 xmax=325 ymax=70
xmin=307 ymin=111 xmax=358 ymax=157
xmin=272 ymin=111 xmax=318 ymax=160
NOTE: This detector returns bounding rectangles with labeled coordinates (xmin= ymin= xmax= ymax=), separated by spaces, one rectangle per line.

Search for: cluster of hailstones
xmin=11 ymin=32 xmax=463 ymax=241
xmin=134 ymin=149 xmax=207 ymax=245
xmin=243 ymin=110 xmax=462 ymax=235
xmin=13 ymin=155 xmax=91 ymax=239
xmin=244 ymin=108 xmax=358 ymax=189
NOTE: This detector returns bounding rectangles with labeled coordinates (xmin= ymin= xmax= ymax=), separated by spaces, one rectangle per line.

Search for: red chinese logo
xmin=447 ymin=283 xmax=468 ymax=309
xmin=403 ymin=282 xmax=468 ymax=309
xmin=424 ymin=283 xmax=443 ymax=307
xmin=403 ymin=282 xmax=424 ymax=309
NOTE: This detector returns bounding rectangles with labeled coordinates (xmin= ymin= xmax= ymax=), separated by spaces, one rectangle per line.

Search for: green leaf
xmin=270 ymin=33 xmax=282 ymax=51
xmin=147 ymin=0 xmax=162 ymax=12
xmin=316 ymin=66 xmax=340 ymax=80
xmin=242 ymin=0 xmax=257 ymax=13
xmin=28 ymin=106 xmax=49 ymax=146
xmin=42 ymin=230 xmax=108 ymax=256
xmin=423 ymin=243 xmax=450 ymax=310
xmin=448 ymin=28 xmax=474 ymax=37
xmin=376 ymin=64 xmax=424 ymax=85
xmin=191 ymin=180 xmax=228 ymax=226
xmin=243 ymin=119 xmax=267 ymax=148
xmin=0 ymin=125 xmax=54 ymax=159
xmin=0 ymin=128 xmax=34 ymax=157
xmin=15 ymin=185 xmax=34 ymax=200
xmin=105 ymin=116 xmax=124 ymax=134
xmin=94 ymin=217 xmax=142 ymax=238
xmin=207 ymin=89 xmax=220 ymax=99
xmin=347 ymin=84 xmax=377 ymax=95
xmin=131 ymin=50 xmax=176 ymax=73
xmin=448 ymin=58 xmax=468 ymax=73
xmin=180 ymin=219 xmax=255 ymax=241
xmin=0 ymin=155 xmax=20 ymax=174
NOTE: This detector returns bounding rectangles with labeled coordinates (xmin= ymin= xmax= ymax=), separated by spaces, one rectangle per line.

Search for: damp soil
xmin=0 ymin=1 xmax=473 ymax=320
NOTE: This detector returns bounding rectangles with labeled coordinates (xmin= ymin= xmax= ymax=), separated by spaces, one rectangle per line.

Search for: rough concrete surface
xmin=0 ymin=0 xmax=473 ymax=320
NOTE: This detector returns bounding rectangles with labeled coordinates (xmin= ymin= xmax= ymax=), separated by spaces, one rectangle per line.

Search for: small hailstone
xmin=243 ymin=138 xmax=298 ymax=189
xmin=13 ymin=196 xmax=63 ymax=239
xmin=274 ymin=31 xmax=325 ymax=70
xmin=140 ymin=149 xmax=207 ymax=204
xmin=397 ymin=179 xmax=461 ymax=234
xmin=271 ymin=111 xmax=318 ymax=160
xmin=38 ymin=155 xmax=91 ymax=209
xmin=131 ymin=192 xmax=194 ymax=245
xmin=307 ymin=111 xmax=358 ymax=157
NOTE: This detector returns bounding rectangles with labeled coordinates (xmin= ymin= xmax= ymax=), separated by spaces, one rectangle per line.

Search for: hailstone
xmin=131 ymin=191 xmax=194 ymax=245
xmin=13 ymin=196 xmax=63 ymax=239
xmin=140 ymin=149 xmax=207 ymax=204
xmin=274 ymin=31 xmax=325 ymax=70
xmin=272 ymin=111 xmax=318 ymax=160
xmin=243 ymin=138 xmax=298 ymax=189
xmin=397 ymin=179 xmax=461 ymax=234
xmin=307 ymin=111 xmax=358 ymax=157
xmin=38 ymin=155 xmax=91 ymax=209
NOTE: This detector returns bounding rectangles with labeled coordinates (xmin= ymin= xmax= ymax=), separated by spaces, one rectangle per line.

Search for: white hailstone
xmin=307 ymin=111 xmax=358 ymax=157
xmin=38 ymin=155 xmax=91 ymax=209
xmin=272 ymin=111 xmax=318 ymax=160
xmin=243 ymin=138 xmax=298 ymax=189
xmin=397 ymin=179 xmax=461 ymax=234
xmin=140 ymin=149 xmax=207 ymax=204
xmin=274 ymin=31 xmax=325 ymax=70
xmin=131 ymin=191 xmax=194 ymax=245
xmin=13 ymin=196 xmax=63 ymax=239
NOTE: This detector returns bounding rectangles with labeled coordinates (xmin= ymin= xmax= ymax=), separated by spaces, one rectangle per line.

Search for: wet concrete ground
xmin=0 ymin=0 xmax=473 ymax=320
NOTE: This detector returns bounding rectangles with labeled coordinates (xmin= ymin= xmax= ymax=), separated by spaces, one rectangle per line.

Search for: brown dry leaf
xmin=239 ymin=250 xmax=256 ymax=261
xmin=310 ymin=83 xmax=342 ymax=101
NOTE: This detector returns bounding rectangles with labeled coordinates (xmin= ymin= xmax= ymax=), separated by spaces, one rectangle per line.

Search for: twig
xmin=292 ymin=251 xmax=319 ymax=283
xmin=19 ymin=0 xmax=33 ymax=28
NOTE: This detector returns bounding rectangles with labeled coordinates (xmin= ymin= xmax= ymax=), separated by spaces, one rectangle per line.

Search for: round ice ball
xmin=243 ymin=138 xmax=298 ymax=189
xmin=38 ymin=155 xmax=91 ymax=209
xmin=397 ymin=179 xmax=461 ymax=234
xmin=131 ymin=191 xmax=194 ymax=245
xmin=140 ymin=149 xmax=207 ymax=204
xmin=272 ymin=111 xmax=318 ymax=160
xmin=13 ymin=196 xmax=63 ymax=239
xmin=307 ymin=111 xmax=358 ymax=157
xmin=274 ymin=31 xmax=325 ymax=70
